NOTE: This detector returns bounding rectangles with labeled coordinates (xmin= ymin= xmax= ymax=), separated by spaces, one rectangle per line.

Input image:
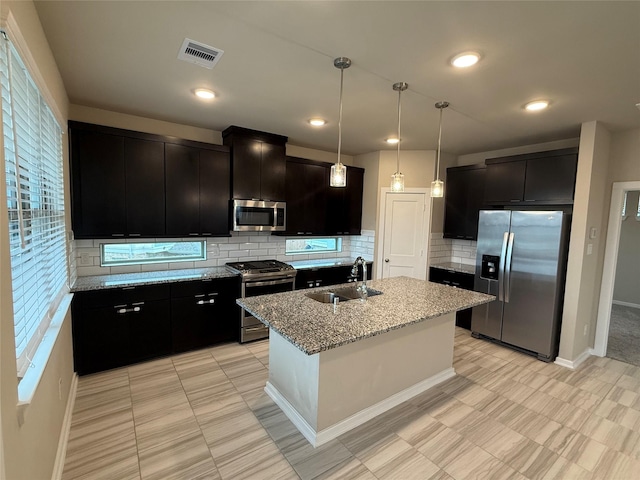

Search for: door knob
xmin=385 ymin=258 xmax=390 ymax=263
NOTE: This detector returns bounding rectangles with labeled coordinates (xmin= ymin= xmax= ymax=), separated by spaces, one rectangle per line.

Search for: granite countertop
xmin=288 ymin=257 xmax=373 ymax=270
xmin=71 ymin=266 xmax=238 ymax=292
xmin=430 ymin=262 xmax=476 ymax=275
xmin=237 ymin=276 xmax=494 ymax=355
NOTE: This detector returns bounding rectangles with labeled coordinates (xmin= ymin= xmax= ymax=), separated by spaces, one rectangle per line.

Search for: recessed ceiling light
xmin=524 ymin=100 xmax=550 ymax=112
xmin=308 ymin=118 xmax=326 ymax=126
xmin=385 ymin=137 xmax=400 ymax=144
xmin=194 ymin=88 xmax=215 ymax=100
xmin=450 ymin=51 xmax=481 ymax=68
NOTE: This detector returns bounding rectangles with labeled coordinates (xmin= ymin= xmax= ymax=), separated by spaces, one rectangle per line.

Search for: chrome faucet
xmin=351 ymin=256 xmax=368 ymax=301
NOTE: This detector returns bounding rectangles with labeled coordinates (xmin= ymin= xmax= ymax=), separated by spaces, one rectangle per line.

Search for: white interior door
xmin=379 ymin=191 xmax=430 ymax=280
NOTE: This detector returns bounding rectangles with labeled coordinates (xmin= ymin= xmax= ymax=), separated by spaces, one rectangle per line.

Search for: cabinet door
xmin=326 ymin=167 xmax=364 ymax=235
xmin=128 ymin=299 xmax=172 ymax=363
xmin=443 ymin=168 xmax=467 ymax=239
xmin=260 ymin=142 xmax=286 ymax=201
xmin=285 ymin=161 xmax=328 ymax=235
xmin=171 ymin=278 xmax=239 ymax=353
xmin=165 ymin=143 xmax=201 ymax=235
xmin=345 ymin=168 xmax=364 ymax=235
xmin=199 ymin=149 xmax=231 ymax=235
xmin=465 ymin=168 xmax=486 ymax=239
xmin=231 ymin=137 xmax=262 ymax=200
xmin=71 ymin=130 xmax=126 ymax=237
xmin=484 ymin=160 xmax=526 ymax=204
xmin=72 ymin=299 xmax=131 ymax=375
xmin=524 ymin=154 xmax=577 ymax=203
xmin=125 ymin=138 xmax=165 ymax=236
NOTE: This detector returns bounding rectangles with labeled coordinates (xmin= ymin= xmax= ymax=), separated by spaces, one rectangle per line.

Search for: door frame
xmin=376 ymin=187 xmax=431 ymax=280
xmin=593 ymin=180 xmax=640 ymax=356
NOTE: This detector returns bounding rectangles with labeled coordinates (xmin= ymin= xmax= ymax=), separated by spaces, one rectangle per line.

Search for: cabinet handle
xmin=306 ymin=232 xmax=312 ymax=235
xmin=122 ymin=286 xmax=136 ymax=291
xmin=245 ymin=326 xmax=265 ymax=332
xmin=189 ymin=233 xmax=199 ymax=236
xmin=202 ymin=232 xmax=212 ymax=235
xmin=129 ymin=233 xmax=141 ymax=237
xmin=297 ymin=232 xmax=305 ymax=235
xmin=112 ymin=233 xmax=125 ymax=237
xmin=451 ymin=282 xmax=461 ymax=287
xmin=196 ymin=299 xmax=215 ymax=305
xmin=115 ymin=305 xmax=142 ymax=314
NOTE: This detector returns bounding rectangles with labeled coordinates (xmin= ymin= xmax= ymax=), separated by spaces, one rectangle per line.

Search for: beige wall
xmin=286 ymin=144 xmax=354 ymax=166
xmin=613 ymin=190 xmax=640 ymax=305
xmin=1 ymin=2 xmax=73 ymax=480
xmin=355 ymin=149 xmax=439 ymax=278
xmin=70 ymin=104 xmax=222 ymax=144
xmin=559 ymin=121 xmax=611 ymax=361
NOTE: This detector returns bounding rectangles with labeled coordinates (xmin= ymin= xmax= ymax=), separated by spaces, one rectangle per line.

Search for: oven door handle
xmin=245 ymin=277 xmax=295 ymax=288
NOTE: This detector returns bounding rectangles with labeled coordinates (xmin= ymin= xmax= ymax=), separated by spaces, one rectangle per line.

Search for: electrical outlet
xmin=586 ymin=243 xmax=593 ymax=256
xmin=79 ymin=252 xmax=91 ymax=265
xmin=583 ymin=324 xmax=589 ymax=336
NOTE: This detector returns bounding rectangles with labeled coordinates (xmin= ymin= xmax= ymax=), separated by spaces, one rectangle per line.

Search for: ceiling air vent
xmin=177 ymin=38 xmax=224 ymax=69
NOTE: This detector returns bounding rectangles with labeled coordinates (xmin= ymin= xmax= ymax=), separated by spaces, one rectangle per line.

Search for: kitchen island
xmin=238 ymin=276 xmax=494 ymax=447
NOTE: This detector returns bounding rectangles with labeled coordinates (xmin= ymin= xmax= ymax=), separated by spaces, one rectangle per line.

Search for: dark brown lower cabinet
xmin=294 ymin=263 xmax=373 ymax=290
xmin=429 ymin=266 xmax=475 ymax=329
xmin=71 ymin=277 xmax=241 ymax=375
xmin=71 ymin=284 xmax=172 ymax=375
xmin=170 ymin=277 xmax=240 ymax=353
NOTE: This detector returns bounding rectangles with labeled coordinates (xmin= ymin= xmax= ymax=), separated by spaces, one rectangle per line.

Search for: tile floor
xmin=62 ymin=328 xmax=640 ymax=479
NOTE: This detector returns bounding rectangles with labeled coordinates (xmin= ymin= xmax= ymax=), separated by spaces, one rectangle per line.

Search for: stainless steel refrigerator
xmin=471 ymin=210 xmax=571 ymax=361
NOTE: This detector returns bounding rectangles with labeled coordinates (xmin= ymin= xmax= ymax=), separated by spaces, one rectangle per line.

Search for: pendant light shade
xmin=431 ymin=101 xmax=449 ymax=198
xmin=390 ymin=82 xmax=408 ymax=192
xmin=330 ymin=57 xmax=351 ymax=187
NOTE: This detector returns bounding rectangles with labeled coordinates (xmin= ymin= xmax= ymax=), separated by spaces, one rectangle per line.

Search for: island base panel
xmin=266 ymin=312 xmax=456 ymax=447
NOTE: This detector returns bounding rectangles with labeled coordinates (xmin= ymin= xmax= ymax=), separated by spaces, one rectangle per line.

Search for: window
xmin=1 ymin=33 xmax=67 ymax=378
xmin=285 ymin=237 xmax=342 ymax=255
xmin=101 ymin=241 xmax=206 ymax=266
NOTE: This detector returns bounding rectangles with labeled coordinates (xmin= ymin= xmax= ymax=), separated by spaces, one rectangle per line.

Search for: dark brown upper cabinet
xmin=165 ymin=144 xmax=230 ymax=236
xmin=69 ymin=121 xmax=230 ymax=239
xmin=222 ymin=126 xmax=288 ymax=202
xmin=326 ymin=166 xmax=364 ymax=235
xmin=282 ymin=157 xmax=329 ymax=235
xmin=484 ymin=147 xmax=578 ymax=206
xmin=443 ymin=165 xmax=486 ymax=240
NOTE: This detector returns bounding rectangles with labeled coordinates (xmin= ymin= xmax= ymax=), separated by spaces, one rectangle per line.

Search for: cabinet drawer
xmin=429 ymin=267 xmax=474 ymax=290
xmin=170 ymin=277 xmax=240 ymax=299
xmin=76 ymin=284 xmax=170 ymax=308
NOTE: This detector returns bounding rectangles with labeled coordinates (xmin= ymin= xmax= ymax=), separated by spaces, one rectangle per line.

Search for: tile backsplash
xmin=72 ymin=230 xmax=375 ymax=278
xmin=429 ymin=233 xmax=477 ymax=266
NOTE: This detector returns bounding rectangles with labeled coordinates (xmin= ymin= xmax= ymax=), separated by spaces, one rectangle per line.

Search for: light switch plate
xmin=589 ymin=227 xmax=597 ymax=239
xmin=587 ymin=243 xmax=593 ymax=256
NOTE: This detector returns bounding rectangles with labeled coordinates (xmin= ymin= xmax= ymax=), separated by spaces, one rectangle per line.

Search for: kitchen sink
xmin=305 ymin=287 xmax=383 ymax=303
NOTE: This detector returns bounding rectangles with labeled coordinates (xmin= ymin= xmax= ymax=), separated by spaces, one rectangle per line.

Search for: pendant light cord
xmin=436 ymin=105 xmax=443 ymax=180
xmin=396 ymin=87 xmax=402 ymax=173
xmin=337 ymin=66 xmax=344 ymax=165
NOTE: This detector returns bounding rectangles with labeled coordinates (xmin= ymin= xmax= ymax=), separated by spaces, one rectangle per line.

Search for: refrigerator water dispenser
xmin=481 ymin=254 xmax=500 ymax=280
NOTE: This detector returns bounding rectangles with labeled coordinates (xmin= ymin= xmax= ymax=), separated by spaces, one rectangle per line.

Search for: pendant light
xmin=431 ymin=101 xmax=449 ymax=198
xmin=391 ymin=82 xmax=408 ymax=192
xmin=330 ymin=57 xmax=351 ymax=187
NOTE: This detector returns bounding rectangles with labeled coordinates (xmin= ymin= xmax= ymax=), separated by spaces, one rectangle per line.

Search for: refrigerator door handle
xmin=504 ymin=232 xmax=515 ymax=303
xmin=498 ymin=232 xmax=509 ymax=301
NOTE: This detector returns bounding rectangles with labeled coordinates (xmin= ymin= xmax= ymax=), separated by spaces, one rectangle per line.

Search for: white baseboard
xmin=51 ymin=373 xmax=78 ymax=480
xmin=612 ymin=300 xmax=640 ymax=310
xmin=265 ymin=367 xmax=456 ymax=448
xmin=555 ymin=348 xmax=591 ymax=370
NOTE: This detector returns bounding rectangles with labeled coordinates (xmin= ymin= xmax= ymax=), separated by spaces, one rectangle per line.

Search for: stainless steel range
xmin=226 ymin=260 xmax=297 ymax=343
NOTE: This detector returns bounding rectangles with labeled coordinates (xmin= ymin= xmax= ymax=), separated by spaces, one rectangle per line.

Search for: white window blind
xmin=1 ymin=33 xmax=67 ymax=378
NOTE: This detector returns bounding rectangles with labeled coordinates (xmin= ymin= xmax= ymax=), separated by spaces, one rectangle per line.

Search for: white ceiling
xmin=34 ymin=1 xmax=640 ymax=156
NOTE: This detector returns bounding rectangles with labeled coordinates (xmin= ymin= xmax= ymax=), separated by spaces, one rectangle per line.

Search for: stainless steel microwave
xmin=232 ymin=199 xmax=286 ymax=232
